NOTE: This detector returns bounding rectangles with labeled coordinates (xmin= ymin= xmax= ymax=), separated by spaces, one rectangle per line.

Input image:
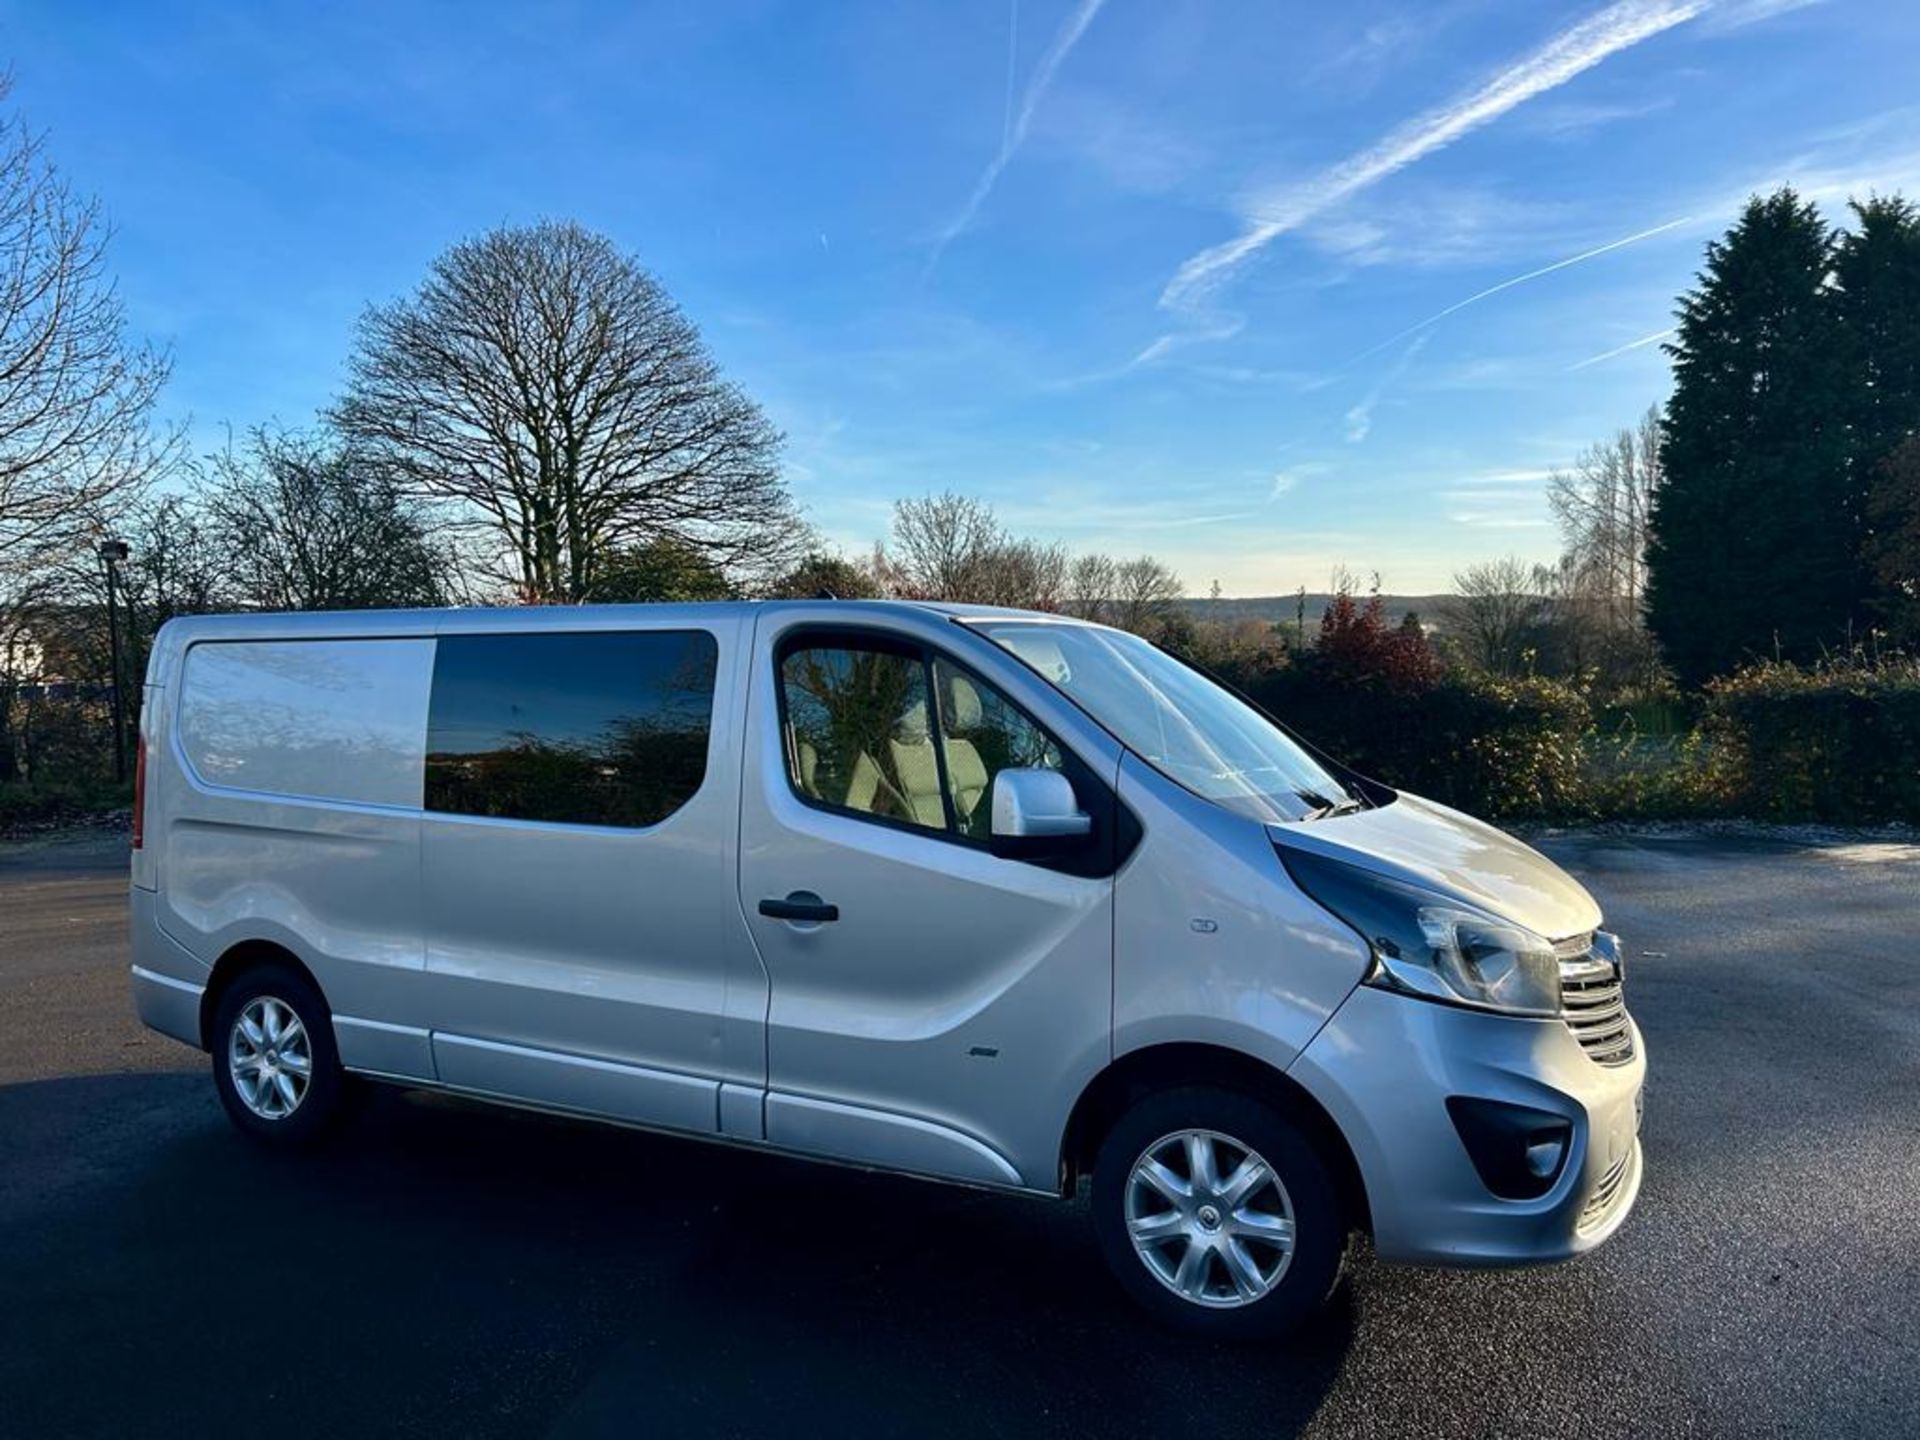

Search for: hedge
xmin=1704 ymin=658 xmax=1920 ymax=822
xmin=1242 ymin=668 xmax=1593 ymax=820
xmin=1246 ymin=657 xmax=1920 ymax=825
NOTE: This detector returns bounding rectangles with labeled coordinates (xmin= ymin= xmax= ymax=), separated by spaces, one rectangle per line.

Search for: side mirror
xmin=990 ymin=769 xmax=1092 ymax=858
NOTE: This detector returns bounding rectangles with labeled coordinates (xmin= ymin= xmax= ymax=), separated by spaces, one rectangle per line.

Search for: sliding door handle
xmin=758 ymin=893 xmax=839 ymax=924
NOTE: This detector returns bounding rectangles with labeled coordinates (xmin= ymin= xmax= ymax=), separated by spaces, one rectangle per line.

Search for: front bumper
xmin=1289 ymin=983 xmax=1646 ymax=1266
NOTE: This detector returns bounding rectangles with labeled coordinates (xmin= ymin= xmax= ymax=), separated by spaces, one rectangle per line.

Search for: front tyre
xmin=1091 ymin=1087 xmax=1349 ymax=1339
xmin=210 ymin=964 xmax=344 ymax=1146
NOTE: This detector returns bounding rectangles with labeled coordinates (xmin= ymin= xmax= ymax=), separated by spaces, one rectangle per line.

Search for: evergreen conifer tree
xmin=1648 ymin=189 xmax=1852 ymax=683
xmin=1833 ymin=195 xmax=1920 ymax=625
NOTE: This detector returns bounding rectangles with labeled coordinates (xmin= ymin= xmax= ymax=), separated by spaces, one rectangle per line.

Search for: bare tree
xmin=0 ymin=91 xmax=171 ymax=784
xmin=121 ymin=492 xmax=227 ymax=626
xmin=1059 ymin=551 xmax=1186 ymax=636
xmin=1063 ymin=552 xmax=1118 ymax=622
xmin=1547 ymin=406 xmax=1659 ymax=631
xmin=198 ymin=429 xmax=460 ymax=612
xmin=0 ymin=91 xmax=171 ymax=682
xmin=1109 ymin=555 xmax=1186 ymax=636
xmin=884 ymin=492 xmax=1005 ymax=599
xmin=881 ymin=492 xmax=1067 ymax=607
xmin=334 ymin=221 xmax=805 ymax=603
xmin=879 ymin=493 xmax=1184 ymax=626
xmin=978 ymin=537 xmax=1068 ymax=609
xmin=1446 ymin=556 xmax=1551 ymax=676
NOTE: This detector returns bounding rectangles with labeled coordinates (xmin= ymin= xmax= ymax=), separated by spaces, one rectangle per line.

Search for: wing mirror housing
xmin=989 ymin=768 xmax=1093 ymax=858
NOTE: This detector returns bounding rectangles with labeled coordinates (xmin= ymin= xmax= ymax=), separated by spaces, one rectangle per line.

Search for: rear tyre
xmin=210 ymin=964 xmax=344 ymax=1147
xmin=1091 ymin=1086 xmax=1349 ymax=1339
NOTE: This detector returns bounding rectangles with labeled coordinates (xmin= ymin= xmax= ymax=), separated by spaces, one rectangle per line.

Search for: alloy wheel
xmin=227 ymin=996 xmax=313 ymax=1120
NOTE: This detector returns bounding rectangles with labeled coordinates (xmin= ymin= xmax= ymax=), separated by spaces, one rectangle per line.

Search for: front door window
xmin=778 ymin=637 xmax=1063 ymax=843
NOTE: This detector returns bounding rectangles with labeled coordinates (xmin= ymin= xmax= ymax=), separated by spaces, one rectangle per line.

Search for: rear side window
xmin=426 ymin=631 xmax=718 ymax=829
xmin=179 ymin=638 xmax=434 ymax=807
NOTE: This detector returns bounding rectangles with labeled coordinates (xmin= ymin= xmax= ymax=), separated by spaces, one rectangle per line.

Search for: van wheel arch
xmin=198 ymin=941 xmax=329 ymax=1052
xmin=1059 ymin=1043 xmax=1370 ymax=1235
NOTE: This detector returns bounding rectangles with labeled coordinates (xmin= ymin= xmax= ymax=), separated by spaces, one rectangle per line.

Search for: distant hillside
xmin=1183 ymin=593 xmax=1453 ymax=633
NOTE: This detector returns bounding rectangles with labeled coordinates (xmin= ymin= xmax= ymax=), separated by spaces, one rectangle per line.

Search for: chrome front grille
xmin=1557 ymin=932 xmax=1635 ymax=1067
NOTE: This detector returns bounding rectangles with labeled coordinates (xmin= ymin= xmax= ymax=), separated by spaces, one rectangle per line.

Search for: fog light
xmin=1525 ymin=1135 xmax=1568 ymax=1179
xmin=1447 ymin=1097 xmax=1574 ymax=1200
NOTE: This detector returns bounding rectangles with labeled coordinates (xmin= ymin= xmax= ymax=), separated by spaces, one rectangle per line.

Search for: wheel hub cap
xmin=1123 ymin=1128 xmax=1296 ymax=1309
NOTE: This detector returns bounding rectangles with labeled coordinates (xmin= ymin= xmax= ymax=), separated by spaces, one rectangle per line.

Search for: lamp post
xmin=98 ymin=538 xmax=130 ymax=785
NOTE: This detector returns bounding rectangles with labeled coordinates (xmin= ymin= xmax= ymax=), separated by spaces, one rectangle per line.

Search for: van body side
xmin=130 ymin=599 xmax=1645 ymax=1336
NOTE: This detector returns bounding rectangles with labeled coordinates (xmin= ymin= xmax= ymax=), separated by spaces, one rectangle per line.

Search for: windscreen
xmin=972 ymin=621 xmax=1360 ymax=825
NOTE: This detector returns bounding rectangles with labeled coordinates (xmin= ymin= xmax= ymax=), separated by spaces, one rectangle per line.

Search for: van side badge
xmin=1190 ymin=919 xmax=1218 ymax=934
xmin=968 ymin=1045 xmax=999 ymax=1058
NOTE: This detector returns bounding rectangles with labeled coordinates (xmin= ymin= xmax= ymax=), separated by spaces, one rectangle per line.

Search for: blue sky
xmin=3 ymin=0 xmax=1917 ymax=593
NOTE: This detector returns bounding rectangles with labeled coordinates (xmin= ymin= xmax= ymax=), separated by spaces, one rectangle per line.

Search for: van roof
xmin=151 ymin=597 xmax=1094 ymax=641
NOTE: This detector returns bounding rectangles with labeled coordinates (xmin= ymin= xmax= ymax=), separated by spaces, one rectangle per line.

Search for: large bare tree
xmin=334 ymin=220 xmax=805 ymax=602
xmin=0 ymin=92 xmax=171 ymax=783
xmin=1547 ymin=406 xmax=1659 ymax=630
xmin=0 ymin=100 xmax=169 ymax=580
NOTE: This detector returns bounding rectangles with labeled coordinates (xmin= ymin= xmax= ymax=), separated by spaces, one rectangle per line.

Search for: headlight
xmin=1282 ymin=848 xmax=1563 ymax=1018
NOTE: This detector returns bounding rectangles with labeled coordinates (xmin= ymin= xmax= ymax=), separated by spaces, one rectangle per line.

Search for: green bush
xmin=1245 ymin=667 xmax=1593 ymax=820
xmin=1579 ymin=726 xmax=1736 ymax=821
xmin=0 ymin=778 xmax=132 ymax=833
xmin=1704 ymin=657 xmax=1920 ymax=822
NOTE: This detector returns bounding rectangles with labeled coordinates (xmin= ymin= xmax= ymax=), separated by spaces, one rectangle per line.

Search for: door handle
xmin=758 ymin=894 xmax=839 ymax=924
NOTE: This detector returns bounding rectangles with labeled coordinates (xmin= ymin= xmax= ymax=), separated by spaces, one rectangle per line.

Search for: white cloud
xmin=1449 ymin=512 xmax=1554 ymax=529
xmin=1037 ymin=90 xmax=1208 ymax=197
xmin=1521 ymin=94 xmax=1676 ymax=137
xmin=1346 ymin=334 xmax=1429 ymax=444
xmin=1567 ymin=326 xmax=1675 ymax=370
xmin=1348 ymin=215 xmax=1695 ymax=364
xmin=1157 ymin=0 xmax=1707 ymax=318
xmin=1270 ymin=461 xmax=1333 ymax=499
xmin=1300 ymin=183 xmax=1584 ymax=270
xmin=927 ymin=0 xmax=1108 ymax=272
xmin=1696 ymin=0 xmax=1825 ymax=35
xmin=1465 ymin=467 xmax=1558 ymax=485
xmin=1131 ymin=312 xmax=1244 ymax=367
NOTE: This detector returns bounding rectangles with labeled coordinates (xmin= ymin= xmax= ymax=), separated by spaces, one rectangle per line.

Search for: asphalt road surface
xmin=3 ymin=827 xmax=1917 ymax=1438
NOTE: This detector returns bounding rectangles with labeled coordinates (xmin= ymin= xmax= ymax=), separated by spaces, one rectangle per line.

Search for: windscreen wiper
xmin=1297 ymin=790 xmax=1366 ymax=820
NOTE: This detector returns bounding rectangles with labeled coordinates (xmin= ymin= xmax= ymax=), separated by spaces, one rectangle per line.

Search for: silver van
xmin=128 ymin=601 xmax=1644 ymax=1336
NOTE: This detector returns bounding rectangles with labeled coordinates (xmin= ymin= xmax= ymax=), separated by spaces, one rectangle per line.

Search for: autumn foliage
xmin=1310 ymin=591 xmax=1441 ymax=693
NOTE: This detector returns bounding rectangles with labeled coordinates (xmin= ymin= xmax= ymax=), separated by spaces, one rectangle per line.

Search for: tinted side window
xmin=426 ymin=631 xmax=718 ymax=828
xmin=780 ymin=642 xmax=947 ymax=833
